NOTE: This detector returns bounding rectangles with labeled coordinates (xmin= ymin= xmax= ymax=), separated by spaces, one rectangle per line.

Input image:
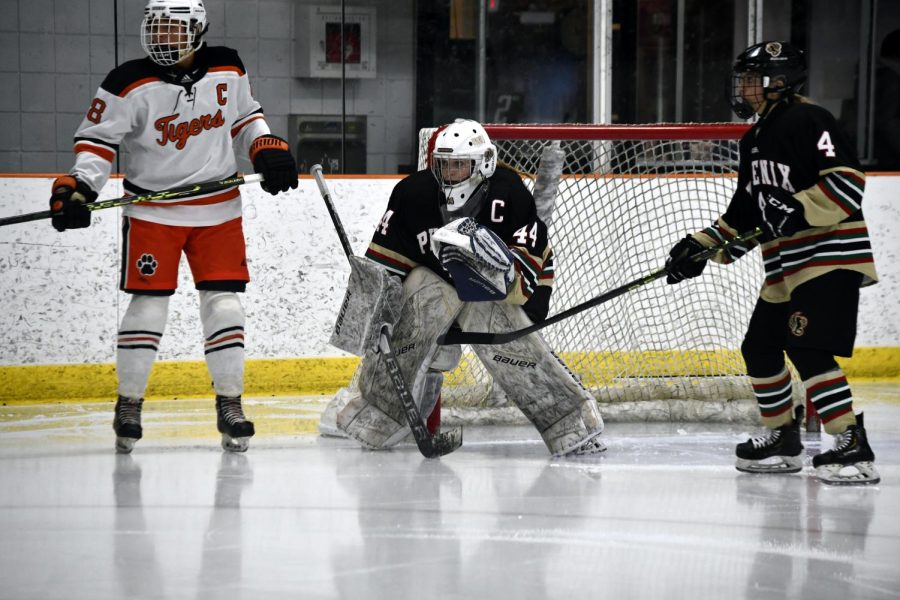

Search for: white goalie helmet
xmin=141 ymin=0 xmax=209 ymax=67
xmin=431 ymin=119 xmax=497 ymax=214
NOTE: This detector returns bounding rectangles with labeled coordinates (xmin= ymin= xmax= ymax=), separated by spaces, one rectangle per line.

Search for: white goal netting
xmin=414 ymin=123 xmax=784 ymax=424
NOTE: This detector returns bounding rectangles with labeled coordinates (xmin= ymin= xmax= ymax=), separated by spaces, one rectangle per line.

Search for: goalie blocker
xmin=335 ymin=267 xmax=605 ymax=457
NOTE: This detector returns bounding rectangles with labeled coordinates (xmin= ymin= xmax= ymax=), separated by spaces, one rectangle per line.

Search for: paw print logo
xmin=136 ymin=253 xmax=158 ymax=276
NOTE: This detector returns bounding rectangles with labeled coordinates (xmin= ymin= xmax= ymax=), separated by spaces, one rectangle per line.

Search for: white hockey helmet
xmin=431 ymin=119 xmax=497 ymax=213
xmin=141 ymin=0 xmax=209 ymax=67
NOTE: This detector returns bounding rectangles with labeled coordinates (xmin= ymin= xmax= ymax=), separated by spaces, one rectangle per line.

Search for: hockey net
xmin=415 ymin=123 xmax=786 ymax=424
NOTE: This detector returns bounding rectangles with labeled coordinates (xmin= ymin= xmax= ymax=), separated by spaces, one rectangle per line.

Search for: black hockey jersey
xmin=365 ymin=166 xmax=554 ymax=306
xmin=695 ymin=99 xmax=878 ymax=302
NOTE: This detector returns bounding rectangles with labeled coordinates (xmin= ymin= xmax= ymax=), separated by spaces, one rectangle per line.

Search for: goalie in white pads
xmin=324 ymin=119 xmax=605 ymax=456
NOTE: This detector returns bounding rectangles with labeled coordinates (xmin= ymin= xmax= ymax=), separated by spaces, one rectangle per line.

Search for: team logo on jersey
xmin=154 ymin=109 xmax=226 ymax=150
xmin=751 ymin=159 xmax=796 ymax=192
xmin=136 ymin=254 xmax=158 ymax=276
xmin=788 ymin=311 xmax=808 ymax=337
xmin=765 ymin=42 xmax=782 ymax=58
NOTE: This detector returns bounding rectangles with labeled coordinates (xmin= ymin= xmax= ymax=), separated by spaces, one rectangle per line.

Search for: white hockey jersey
xmin=69 ymin=46 xmax=271 ymax=226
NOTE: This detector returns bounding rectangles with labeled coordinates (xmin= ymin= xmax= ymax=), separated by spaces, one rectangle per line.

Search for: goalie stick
xmin=310 ymin=164 xmax=463 ymax=458
xmin=438 ymin=227 xmax=764 ymax=346
xmin=0 ymin=173 xmax=264 ymax=228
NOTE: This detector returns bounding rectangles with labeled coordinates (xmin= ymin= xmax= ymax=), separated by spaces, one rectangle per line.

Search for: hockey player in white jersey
xmin=324 ymin=120 xmax=606 ymax=457
xmin=48 ymin=0 xmax=298 ymax=454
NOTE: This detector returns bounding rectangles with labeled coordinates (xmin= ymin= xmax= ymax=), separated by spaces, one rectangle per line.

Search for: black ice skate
xmin=813 ymin=412 xmax=880 ymax=485
xmin=216 ymin=395 xmax=255 ymax=452
xmin=113 ymin=396 xmax=144 ymax=454
xmin=735 ymin=416 xmax=803 ymax=474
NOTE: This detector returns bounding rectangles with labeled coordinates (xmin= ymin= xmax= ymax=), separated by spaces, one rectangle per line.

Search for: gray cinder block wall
xmin=0 ymin=0 xmax=415 ymax=175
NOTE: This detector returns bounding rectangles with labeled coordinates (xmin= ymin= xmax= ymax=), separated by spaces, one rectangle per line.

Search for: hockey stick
xmin=0 ymin=173 xmax=263 ymax=228
xmin=310 ymin=164 xmax=463 ymax=458
xmin=438 ymin=227 xmax=764 ymax=346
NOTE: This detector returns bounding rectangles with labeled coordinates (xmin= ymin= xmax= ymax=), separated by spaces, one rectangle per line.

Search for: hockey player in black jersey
xmin=322 ymin=119 xmax=606 ymax=456
xmin=666 ymin=41 xmax=880 ymax=485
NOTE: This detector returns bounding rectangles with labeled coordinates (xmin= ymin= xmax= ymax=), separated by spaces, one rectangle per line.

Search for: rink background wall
xmin=0 ymin=174 xmax=898 ymax=403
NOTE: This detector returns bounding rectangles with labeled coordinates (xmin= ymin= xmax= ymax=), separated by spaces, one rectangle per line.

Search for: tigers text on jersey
xmin=696 ymin=100 xmax=878 ymax=302
xmin=365 ymin=167 xmax=554 ymax=305
xmin=70 ymin=45 xmax=270 ymax=227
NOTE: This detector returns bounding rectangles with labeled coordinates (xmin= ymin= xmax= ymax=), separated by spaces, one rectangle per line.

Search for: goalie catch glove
xmin=665 ymin=235 xmax=707 ymax=284
xmin=250 ymin=135 xmax=299 ymax=196
xmin=49 ymin=176 xmax=97 ymax=232
xmin=759 ymin=187 xmax=809 ymax=239
xmin=434 ymin=218 xmax=516 ymax=302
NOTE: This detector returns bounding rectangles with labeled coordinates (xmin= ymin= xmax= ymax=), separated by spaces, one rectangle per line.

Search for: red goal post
xmin=416 ymin=123 xmax=800 ymax=424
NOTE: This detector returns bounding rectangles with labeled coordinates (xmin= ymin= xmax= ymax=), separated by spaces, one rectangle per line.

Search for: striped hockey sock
xmin=751 ymin=367 xmax=795 ymax=429
xmin=200 ymin=291 xmax=245 ymax=398
xmin=117 ymin=295 xmax=169 ymax=399
xmin=804 ymin=368 xmax=856 ymax=434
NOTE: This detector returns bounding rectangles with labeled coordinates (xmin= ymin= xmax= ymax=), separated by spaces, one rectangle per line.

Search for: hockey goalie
xmin=321 ymin=119 xmax=606 ymax=457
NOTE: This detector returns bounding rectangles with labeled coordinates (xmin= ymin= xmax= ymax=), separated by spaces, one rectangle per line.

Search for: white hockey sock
xmin=199 ymin=290 xmax=245 ymax=398
xmin=117 ymin=294 xmax=170 ymax=399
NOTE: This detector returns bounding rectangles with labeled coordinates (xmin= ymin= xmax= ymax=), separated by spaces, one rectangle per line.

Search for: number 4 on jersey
xmin=378 ymin=209 xmax=394 ymax=235
xmin=817 ymin=131 xmax=836 ymax=158
xmin=512 ymin=222 xmax=538 ymax=247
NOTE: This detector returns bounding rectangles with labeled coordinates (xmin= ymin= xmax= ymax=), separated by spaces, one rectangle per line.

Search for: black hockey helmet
xmin=729 ymin=41 xmax=807 ymax=118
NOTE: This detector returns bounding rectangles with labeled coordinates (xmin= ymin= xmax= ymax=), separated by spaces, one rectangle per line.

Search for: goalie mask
xmin=730 ymin=41 xmax=806 ymax=119
xmin=141 ymin=0 xmax=209 ymax=67
xmin=431 ymin=119 xmax=497 ymax=217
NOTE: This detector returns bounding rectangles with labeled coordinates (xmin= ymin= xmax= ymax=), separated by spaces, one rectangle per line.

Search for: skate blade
xmin=221 ymin=434 xmax=250 ymax=453
xmin=735 ymin=455 xmax=802 ymax=474
xmin=815 ymin=462 xmax=880 ymax=485
xmin=115 ymin=437 xmax=137 ymax=454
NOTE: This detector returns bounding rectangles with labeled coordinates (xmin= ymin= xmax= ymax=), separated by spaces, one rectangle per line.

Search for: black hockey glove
xmin=250 ymin=135 xmax=299 ymax=196
xmin=49 ymin=175 xmax=97 ymax=232
xmin=665 ymin=235 xmax=708 ymax=284
xmin=759 ymin=187 xmax=808 ymax=239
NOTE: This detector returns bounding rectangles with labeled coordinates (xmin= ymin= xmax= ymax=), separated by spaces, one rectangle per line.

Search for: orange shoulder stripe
xmin=74 ymin=142 xmax=115 ymax=162
xmin=209 ymin=65 xmax=245 ymax=77
xmin=231 ymin=114 xmax=265 ymax=138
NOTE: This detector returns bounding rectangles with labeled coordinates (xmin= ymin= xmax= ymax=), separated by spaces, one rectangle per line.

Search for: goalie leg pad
xmin=459 ymin=301 xmax=605 ymax=456
xmin=331 ymin=255 xmax=404 ymax=356
xmin=337 ymin=267 xmax=464 ymax=449
xmin=318 ymin=386 xmax=355 ymax=438
xmin=321 ymin=336 xmax=459 ymax=439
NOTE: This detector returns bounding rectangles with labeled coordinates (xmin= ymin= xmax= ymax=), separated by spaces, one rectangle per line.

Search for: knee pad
xmin=430 ymin=344 xmax=462 ymax=372
xmin=199 ymin=291 xmax=245 ymax=335
xmin=785 ymin=347 xmax=838 ymax=381
xmin=120 ymin=294 xmax=170 ymax=334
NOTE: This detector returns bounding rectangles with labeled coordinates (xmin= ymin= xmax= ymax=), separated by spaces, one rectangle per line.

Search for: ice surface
xmin=0 ymin=391 xmax=898 ymax=600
